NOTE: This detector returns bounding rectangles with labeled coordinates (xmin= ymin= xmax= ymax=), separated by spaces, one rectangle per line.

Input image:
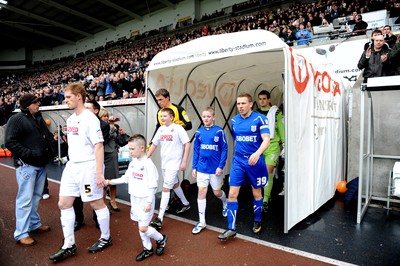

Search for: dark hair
xmin=86 ymin=99 xmax=100 ymax=111
xmin=155 ymin=88 xmax=170 ymax=98
xmin=384 ymin=25 xmax=391 ymax=30
xmin=258 ymin=90 xmax=271 ymax=99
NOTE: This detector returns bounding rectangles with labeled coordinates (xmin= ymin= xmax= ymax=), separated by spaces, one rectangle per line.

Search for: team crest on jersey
xmin=214 ymin=136 xmax=219 ymax=142
xmin=96 ymin=129 xmax=103 ymax=140
xmin=251 ymin=125 xmax=257 ymax=132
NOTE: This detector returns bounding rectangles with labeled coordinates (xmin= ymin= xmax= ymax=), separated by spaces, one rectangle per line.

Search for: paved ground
xmin=1 ymin=159 xmax=400 ymax=265
xmin=0 ymin=164 xmax=342 ymax=266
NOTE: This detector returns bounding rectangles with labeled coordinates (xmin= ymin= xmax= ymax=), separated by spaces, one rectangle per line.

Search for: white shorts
xmin=130 ymin=195 xmax=155 ymax=227
xmin=196 ymin=172 xmax=224 ymax=190
xmin=162 ymin=169 xmax=179 ymax=189
xmin=59 ymin=160 xmax=104 ymax=202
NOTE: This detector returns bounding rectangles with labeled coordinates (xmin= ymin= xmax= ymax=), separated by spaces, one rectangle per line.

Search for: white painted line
xmin=164 ymin=214 xmax=357 ymax=266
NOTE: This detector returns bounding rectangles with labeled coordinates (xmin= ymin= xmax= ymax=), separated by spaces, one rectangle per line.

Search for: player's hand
xmin=96 ymin=175 xmax=106 ymax=187
xmin=192 ymin=169 xmax=197 ymax=178
xmin=180 ymin=161 xmax=187 ymax=171
xmin=248 ymin=153 xmax=260 ymax=166
xmin=215 ymin=168 xmax=223 ymax=176
xmin=143 ymin=203 xmax=151 ymax=213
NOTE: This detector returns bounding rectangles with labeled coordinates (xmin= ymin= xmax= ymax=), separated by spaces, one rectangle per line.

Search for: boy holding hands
xmin=148 ymin=108 xmax=191 ymax=230
xmin=107 ymin=134 xmax=167 ymax=261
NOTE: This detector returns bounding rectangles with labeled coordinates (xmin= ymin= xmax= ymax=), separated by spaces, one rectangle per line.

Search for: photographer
xmin=357 ymin=35 xmax=391 ymax=82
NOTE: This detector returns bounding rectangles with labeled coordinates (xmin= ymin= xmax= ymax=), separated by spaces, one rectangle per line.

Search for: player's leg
xmin=248 ymin=158 xmax=268 ymax=234
xmin=262 ymin=144 xmax=279 ymax=211
xmin=151 ymin=169 xmax=172 ymax=229
xmin=56 ymin=163 xmax=79 ymax=248
xmin=49 ymin=194 xmax=76 ymax=261
xmin=263 ymin=164 xmax=276 ymax=211
xmin=251 ymin=187 xmax=263 ymax=233
xmin=192 ymin=172 xmax=209 ymax=234
xmin=210 ymin=174 xmax=227 ymax=217
xmin=172 ymin=171 xmax=190 ymax=214
xmin=227 ymin=186 xmax=240 ymax=230
xmin=218 ymin=157 xmax=245 ymax=239
xmin=79 ymin=161 xmax=112 ymax=253
xmin=58 ymin=196 xmax=77 ymax=248
xmin=218 ymin=185 xmax=240 ymax=240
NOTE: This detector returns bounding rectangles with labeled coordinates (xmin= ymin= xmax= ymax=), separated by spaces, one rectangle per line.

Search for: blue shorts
xmin=229 ymin=156 xmax=268 ymax=188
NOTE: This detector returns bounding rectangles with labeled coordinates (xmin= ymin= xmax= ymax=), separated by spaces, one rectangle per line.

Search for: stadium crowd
xmin=0 ymin=0 xmax=399 ymax=126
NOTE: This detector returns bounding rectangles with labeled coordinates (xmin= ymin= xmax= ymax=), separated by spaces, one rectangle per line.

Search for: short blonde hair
xmin=98 ymin=108 xmax=109 ymax=118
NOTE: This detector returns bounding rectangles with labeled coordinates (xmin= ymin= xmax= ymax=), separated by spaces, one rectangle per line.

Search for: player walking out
xmin=257 ymin=90 xmax=285 ymax=211
xmin=218 ymin=93 xmax=270 ymax=240
xmin=148 ymin=108 xmax=191 ymax=230
xmin=49 ymin=83 xmax=112 ymax=262
xmin=107 ymin=134 xmax=167 ymax=261
xmin=192 ymin=107 xmax=228 ymax=234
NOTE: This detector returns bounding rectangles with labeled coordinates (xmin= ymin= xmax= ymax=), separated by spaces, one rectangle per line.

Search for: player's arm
xmin=94 ymin=142 xmax=106 ymax=187
xmin=147 ymin=143 xmax=157 ymax=158
xmin=216 ymin=130 xmax=228 ymax=176
xmin=108 ymin=168 xmax=129 ymax=186
xmin=147 ymin=129 xmax=160 ymax=157
xmin=180 ymin=141 xmax=191 ymax=171
xmin=249 ymin=133 xmax=270 ymax=166
xmin=192 ymin=131 xmax=200 ymax=178
xmin=177 ymin=105 xmax=192 ymax=130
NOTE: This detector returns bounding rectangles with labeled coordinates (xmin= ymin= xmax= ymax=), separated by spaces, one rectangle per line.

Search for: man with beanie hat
xmin=5 ymin=93 xmax=55 ymax=246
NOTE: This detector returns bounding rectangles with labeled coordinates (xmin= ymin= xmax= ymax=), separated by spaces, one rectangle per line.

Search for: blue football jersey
xmin=231 ymin=111 xmax=269 ymax=159
xmin=192 ymin=125 xmax=228 ymax=174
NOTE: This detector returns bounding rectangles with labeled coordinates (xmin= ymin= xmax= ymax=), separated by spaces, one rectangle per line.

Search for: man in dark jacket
xmin=357 ymin=35 xmax=391 ymax=82
xmin=5 ymin=93 xmax=54 ymax=246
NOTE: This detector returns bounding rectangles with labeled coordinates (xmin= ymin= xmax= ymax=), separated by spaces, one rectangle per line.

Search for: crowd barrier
xmin=0 ymin=98 xmax=146 ymax=159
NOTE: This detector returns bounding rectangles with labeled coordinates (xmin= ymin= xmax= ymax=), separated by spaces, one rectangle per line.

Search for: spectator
xmin=295 ymin=23 xmax=312 ymax=46
xmin=357 ymin=35 xmax=391 ymax=82
xmin=352 ymin=14 xmax=368 ymax=36
xmin=5 ymin=93 xmax=54 ymax=246
xmin=116 ymin=127 xmax=130 ymax=147
xmin=382 ymin=25 xmax=397 ymax=48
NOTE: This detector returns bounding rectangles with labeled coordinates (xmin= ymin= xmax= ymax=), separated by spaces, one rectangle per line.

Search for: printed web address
xmin=208 ymin=42 xmax=267 ymax=55
xmin=152 ymin=41 xmax=267 ymax=66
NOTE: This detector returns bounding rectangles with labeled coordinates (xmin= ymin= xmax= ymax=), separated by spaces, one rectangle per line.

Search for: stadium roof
xmin=0 ymin=0 xmax=184 ymax=50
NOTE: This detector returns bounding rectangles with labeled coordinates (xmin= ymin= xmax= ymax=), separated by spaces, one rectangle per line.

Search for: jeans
xmin=14 ymin=163 xmax=46 ymax=241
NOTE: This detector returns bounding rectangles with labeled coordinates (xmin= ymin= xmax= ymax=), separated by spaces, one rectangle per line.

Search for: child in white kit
xmin=107 ymin=134 xmax=167 ymax=261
